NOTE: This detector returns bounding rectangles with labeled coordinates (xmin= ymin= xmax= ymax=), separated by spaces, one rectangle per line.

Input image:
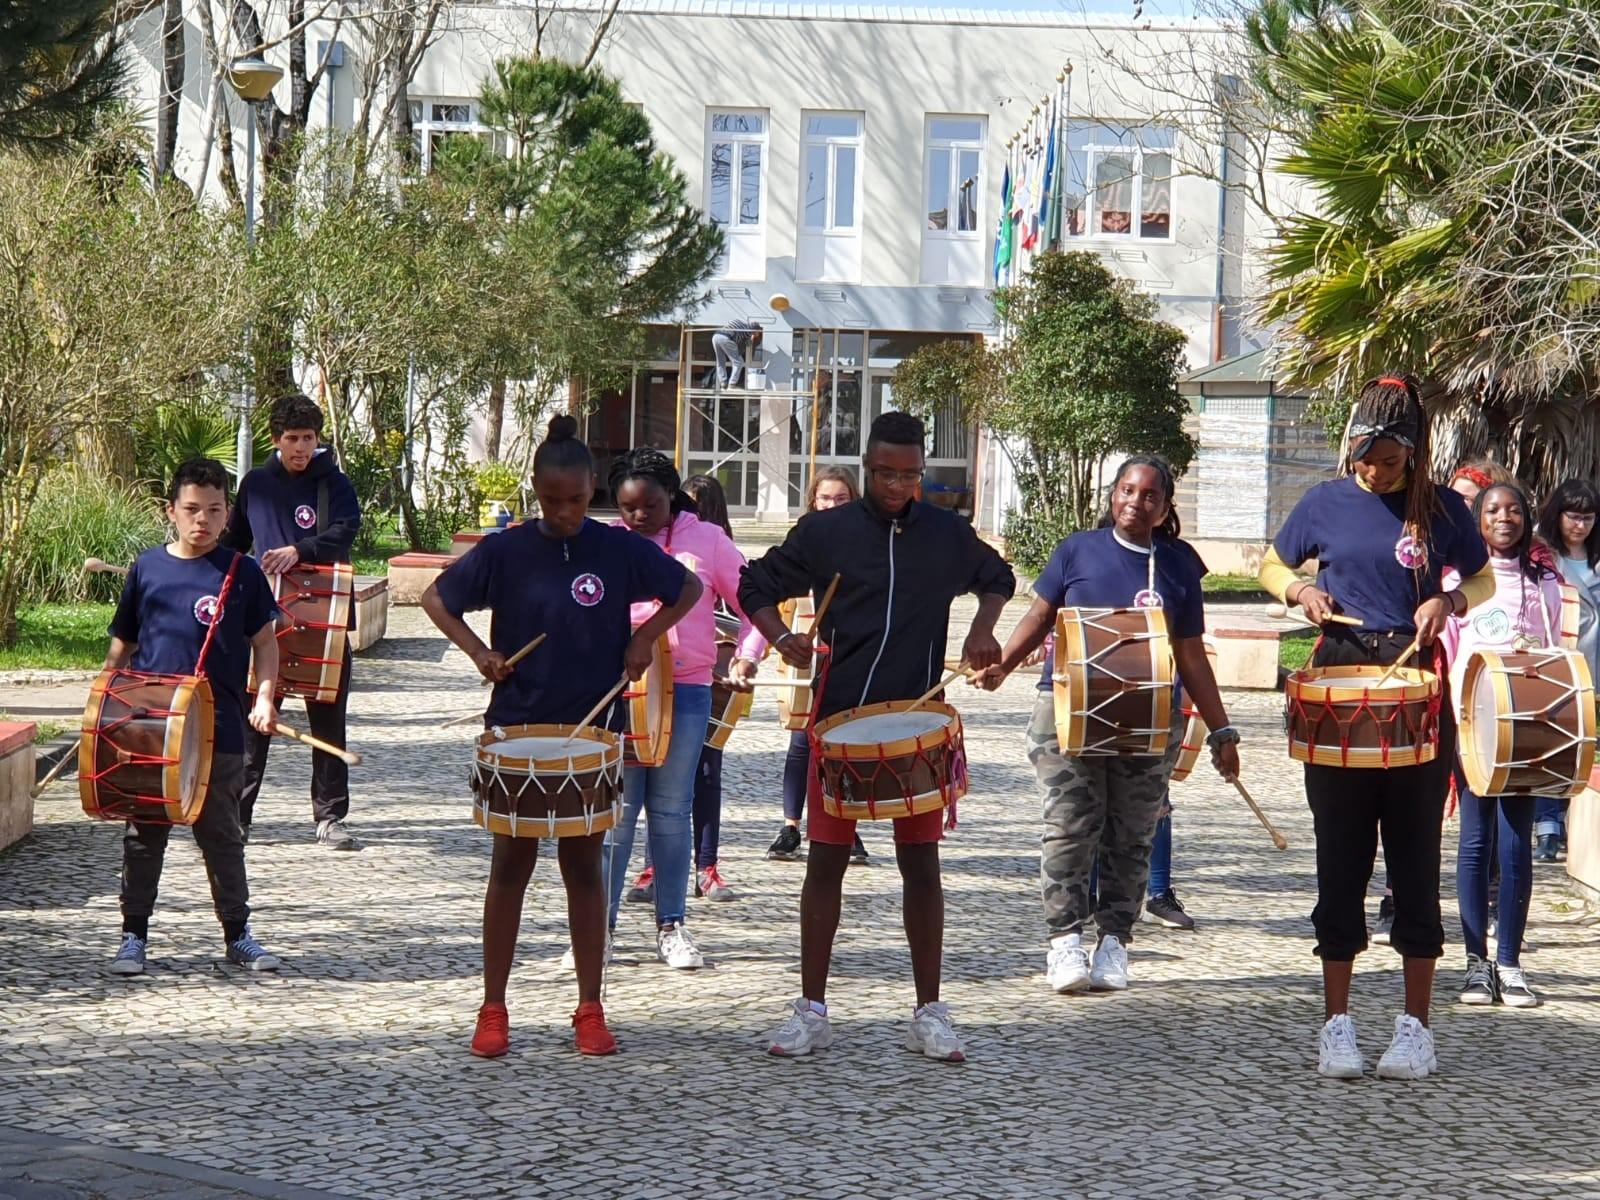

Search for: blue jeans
xmin=1455 ymin=769 xmax=1534 ymax=966
xmin=606 ymin=684 xmax=712 ymax=929
xmin=1533 ymin=796 xmax=1568 ymax=840
xmin=694 ymin=746 xmax=722 ymax=868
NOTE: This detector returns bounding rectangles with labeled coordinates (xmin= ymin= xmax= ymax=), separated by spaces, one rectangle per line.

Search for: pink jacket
xmin=1442 ymin=556 xmax=1564 ymax=718
xmin=616 ymin=511 xmax=766 ymax=685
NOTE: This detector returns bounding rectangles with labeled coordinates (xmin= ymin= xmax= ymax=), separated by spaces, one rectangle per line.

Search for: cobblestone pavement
xmin=5 ymin=599 xmax=1600 ymax=1199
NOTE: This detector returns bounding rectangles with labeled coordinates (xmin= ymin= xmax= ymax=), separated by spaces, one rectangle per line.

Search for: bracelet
xmin=775 ymin=632 xmax=799 ymax=648
xmin=1205 ymin=726 xmax=1241 ymax=750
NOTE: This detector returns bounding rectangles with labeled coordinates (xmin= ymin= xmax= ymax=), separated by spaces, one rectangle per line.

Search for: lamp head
xmin=228 ymin=56 xmax=283 ymax=101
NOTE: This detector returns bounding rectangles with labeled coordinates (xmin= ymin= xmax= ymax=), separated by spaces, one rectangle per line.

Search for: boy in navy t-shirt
xmin=223 ymin=393 xmax=363 ymax=850
xmin=105 ymin=458 xmax=283 ymax=976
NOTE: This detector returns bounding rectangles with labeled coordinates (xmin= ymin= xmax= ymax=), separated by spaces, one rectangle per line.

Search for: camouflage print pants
xmin=1027 ymin=694 xmax=1182 ymax=943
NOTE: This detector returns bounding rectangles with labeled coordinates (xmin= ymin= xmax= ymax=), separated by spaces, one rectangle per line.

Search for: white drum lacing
xmin=472 ymin=727 xmax=623 ymax=837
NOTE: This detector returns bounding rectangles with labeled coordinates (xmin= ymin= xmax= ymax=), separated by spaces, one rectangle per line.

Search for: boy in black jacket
xmin=739 ymin=411 xmax=1014 ymax=1062
xmin=223 ymin=393 xmax=364 ymax=850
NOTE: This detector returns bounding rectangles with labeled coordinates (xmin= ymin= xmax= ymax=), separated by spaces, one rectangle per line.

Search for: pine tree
xmin=0 ymin=0 xmax=127 ymax=153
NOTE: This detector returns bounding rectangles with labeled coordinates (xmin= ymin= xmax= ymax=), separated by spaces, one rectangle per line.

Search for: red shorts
xmin=805 ymin=764 xmax=944 ymax=846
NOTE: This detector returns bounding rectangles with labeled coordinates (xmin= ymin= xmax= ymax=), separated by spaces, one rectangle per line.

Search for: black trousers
xmin=1304 ymin=629 xmax=1451 ymax=962
xmin=240 ymin=642 xmax=352 ymax=826
xmin=122 ymin=752 xmax=249 ymax=931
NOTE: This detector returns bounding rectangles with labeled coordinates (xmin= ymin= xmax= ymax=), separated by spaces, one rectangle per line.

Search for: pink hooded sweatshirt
xmin=1441 ymin=556 xmax=1564 ymax=719
xmin=616 ymin=511 xmax=766 ymax=685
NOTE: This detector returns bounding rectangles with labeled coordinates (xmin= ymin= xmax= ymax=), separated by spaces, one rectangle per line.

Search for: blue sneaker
xmin=109 ymin=933 xmax=147 ymax=976
xmin=226 ymin=929 xmax=281 ymax=972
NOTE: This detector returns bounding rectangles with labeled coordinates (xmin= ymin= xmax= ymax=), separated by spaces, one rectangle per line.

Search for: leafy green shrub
xmin=473 ymin=460 xmax=522 ymax=500
xmin=340 ymin=429 xmax=402 ymax=556
xmin=134 ymin=398 xmax=274 ymax=485
xmin=1003 ymin=503 xmax=1081 ymax=577
xmin=21 ymin=466 xmax=167 ymax=603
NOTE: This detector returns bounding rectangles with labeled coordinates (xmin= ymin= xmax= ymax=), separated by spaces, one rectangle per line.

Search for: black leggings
xmin=782 ymin=729 xmax=809 ymax=822
xmin=1304 ymin=629 xmax=1451 ymax=962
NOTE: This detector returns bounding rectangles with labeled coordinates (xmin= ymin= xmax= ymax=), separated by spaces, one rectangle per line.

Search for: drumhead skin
xmin=80 ymin=669 xmax=215 ymax=825
xmin=777 ymin=595 xmax=817 ymax=731
xmin=1459 ymin=648 xmax=1596 ymax=797
xmin=1283 ymin=665 xmax=1440 ymax=768
xmin=820 ymin=710 xmax=950 ymax=745
xmin=472 ymin=723 xmax=622 ymax=837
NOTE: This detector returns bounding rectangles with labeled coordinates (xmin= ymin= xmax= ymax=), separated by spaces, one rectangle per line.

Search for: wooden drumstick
xmin=564 ymin=673 xmax=631 ymax=747
xmin=271 ymin=720 xmax=362 ymax=765
xmin=1233 ymin=778 xmax=1289 ymax=851
xmin=739 ymin=678 xmax=811 ymax=689
xmin=30 ymin=750 xmax=76 ymax=799
xmin=811 ymin=572 xmax=842 ymax=632
xmin=84 ymin=557 xmax=128 ymax=577
xmin=910 ymin=667 xmax=970 ymax=710
xmin=481 ymin=632 xmax=546 ymax=687
xmin=439 ymin=709 xmax=484 ymax=729
xmin=1374 ymin=635 xmax=1423 ymax=687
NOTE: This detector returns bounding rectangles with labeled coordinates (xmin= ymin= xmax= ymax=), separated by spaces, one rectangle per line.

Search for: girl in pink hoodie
xmin=1441 ymin=483 xmax=1562 ymax=1010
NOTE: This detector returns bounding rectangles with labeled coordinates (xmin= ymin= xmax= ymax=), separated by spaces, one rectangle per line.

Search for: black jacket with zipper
xmin=738 ymin=498 xmax=1015 ymax=720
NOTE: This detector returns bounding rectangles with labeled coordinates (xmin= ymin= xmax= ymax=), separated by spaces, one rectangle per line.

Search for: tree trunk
xmin=154 ymin=0 xmax=184 ymax=180
xmin=485 ymin=377 xmax=506 ymax=460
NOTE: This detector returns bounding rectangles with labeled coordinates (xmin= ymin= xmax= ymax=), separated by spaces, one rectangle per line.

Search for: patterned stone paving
xmin=5 ymin=598 xmax=1600 ymax=1199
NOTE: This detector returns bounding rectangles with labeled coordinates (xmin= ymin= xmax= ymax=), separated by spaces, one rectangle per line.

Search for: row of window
xmin=409 ymin=100 xmax=1180 ymax=284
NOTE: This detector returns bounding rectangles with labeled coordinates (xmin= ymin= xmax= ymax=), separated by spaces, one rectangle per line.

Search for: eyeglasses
xmin=1564 ymin=512 xmax=1597 ymax=525
xmin=867 ymin=467 xmax=924 ymax=488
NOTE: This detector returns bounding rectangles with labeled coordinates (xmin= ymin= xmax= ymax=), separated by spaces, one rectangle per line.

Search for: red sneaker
xmin=470 ymin=1002 xmax=509 ymax=1058
xmin=572 ymin=1001 xmax=618 ymax=1056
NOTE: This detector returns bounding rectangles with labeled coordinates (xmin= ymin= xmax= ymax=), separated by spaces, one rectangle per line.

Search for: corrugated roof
xmin=489 ymin=0 xmax=1216 ymax=30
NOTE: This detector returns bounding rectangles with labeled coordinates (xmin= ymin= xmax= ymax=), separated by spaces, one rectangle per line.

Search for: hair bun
xmin=546 ymin=414 xmax=579 ymax=442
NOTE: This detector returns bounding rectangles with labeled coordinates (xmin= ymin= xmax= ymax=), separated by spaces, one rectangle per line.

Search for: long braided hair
xmin=607 ymin=447 xmax=698 ymax=517
xmin=1346 ymin=374 xmax=1442 ymax=588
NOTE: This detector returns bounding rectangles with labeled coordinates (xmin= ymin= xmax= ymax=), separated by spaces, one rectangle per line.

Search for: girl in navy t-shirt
xmin=1259 ymin=374 xmax=1494 ymax=1082
xmin=421 ymin=416 xmax=700 ymax=1060
xmin=979 ymin=456 xmax=1238 ymax=997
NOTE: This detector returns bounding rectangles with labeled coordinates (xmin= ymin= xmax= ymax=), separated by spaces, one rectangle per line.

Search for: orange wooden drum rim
xmin=1169 ymin=638 xmax=1218 ymax=783
xmin=625 ymin=635 xmax=674 ymax=767
xmin=777 ymin=595 xmax=817 ymax=731
xmin=473 ymin=723 xmax=622 ymax=773
xmin=1283 ymin=665 xmax=1441 ymax=768
xmin=79 ymin=669 xmax=215 ymax=825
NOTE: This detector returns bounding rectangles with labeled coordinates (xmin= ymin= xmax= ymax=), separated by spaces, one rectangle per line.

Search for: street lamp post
xmin=226 ymin=55 xmax=283 ymax=478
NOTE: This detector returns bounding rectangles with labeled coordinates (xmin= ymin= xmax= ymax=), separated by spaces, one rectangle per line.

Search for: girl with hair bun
xmin=1259 ymin=374 xmax=1496 ymax=1080
xmin=422 ymin=415 xmax=702 ymax=1059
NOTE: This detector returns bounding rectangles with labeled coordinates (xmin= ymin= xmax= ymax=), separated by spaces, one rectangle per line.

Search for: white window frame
xmin=408 ymin=98 xmax=493 ymax=174
xmin=799 ymin=111 xmax=864 ymax=235
xmin=1066 ymin=123 xmax=1177 ymax=244
xmin=705 ymin=109 xmax=768 ymax=231
xmin=923 ymin=115 xmax=985 ymax=240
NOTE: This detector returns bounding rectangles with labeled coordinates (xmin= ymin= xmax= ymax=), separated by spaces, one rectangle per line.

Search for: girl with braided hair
xmin=1259 ymin=374 xmax=1496 ymax=1080
xmin=601 ymin=447 xmax=765 ymax=969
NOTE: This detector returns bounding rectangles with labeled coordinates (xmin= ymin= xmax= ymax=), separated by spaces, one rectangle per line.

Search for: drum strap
xmin=316 ymin=476 xmax=330 ymax=535
xmin=193 ymin=553 xmax=244 ymax=679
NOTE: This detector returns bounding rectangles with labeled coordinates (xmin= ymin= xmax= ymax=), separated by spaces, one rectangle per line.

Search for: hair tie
xmin=1452 ymin=466 xmax=1494 ymax=491
xmin=1376 ymin=376 xmax=1410 ymax=389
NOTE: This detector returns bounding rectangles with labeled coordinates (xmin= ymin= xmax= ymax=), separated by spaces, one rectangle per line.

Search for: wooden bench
xmin=0 ymin=720 xmax=36 ymax=852
xmin=387 ymin=552 xmax=455 ymax=605
xmin=350 ymin=575 xmax=390 ymax=652
xmin=1209 ymin=623 xmax=1285 ymax=690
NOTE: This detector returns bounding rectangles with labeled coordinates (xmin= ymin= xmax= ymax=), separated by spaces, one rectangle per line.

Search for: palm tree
xmin=0 ymin=0 xmax=128 ymax=154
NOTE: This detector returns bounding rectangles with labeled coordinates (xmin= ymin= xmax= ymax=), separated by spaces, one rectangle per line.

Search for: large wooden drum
xmin=1169 ymin=638 xmax=1219 ymax=783
xmin=251 ymin=562 xmax=354 ymax=704
xmin=706 ymin=639 xmax=752 ymax=751
xmin=812 ymin=701 xmax=967 ymax=821
xmin=471 ymin=724 xmax=623 ymax=838
xmin=1284 ymin=665 xmax=1441 ymax=768
xmin=1053 ymin=607 xmax=1174 ymax=756
xmin=777 ymin=596 xmax=818 ymax=731
xmin=624 ymin=634 xmax=673 ymax=767
xmin=1459 ymin=648 xmax=1597 ymax=797
xmin=79 ymin=669 xmax=215 ymax=825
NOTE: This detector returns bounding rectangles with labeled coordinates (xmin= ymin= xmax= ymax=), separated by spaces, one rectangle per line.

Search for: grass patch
xmin=350 ymin=529 xmax=410 ymax=578
xmin=1279 ymin=627 xmax=1317 ymax=672
xmin=1203 ymin=572 xmax=1270 ymax=603
xmin=0 ymin=604 xmax=113 ymax=671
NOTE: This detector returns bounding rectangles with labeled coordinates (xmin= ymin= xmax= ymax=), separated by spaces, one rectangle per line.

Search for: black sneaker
xmin=849 ymin=834 xmax=869 ymax=866
xmin=1373 ymin=895 xmax=1395 ymax=945
xmin=1142 ymin=888 xmax=1196 ymax=931
xmin=1533 ymin=835 xmax=1559 ymax=863
xmin=766 ymin=825 xmax=803 ymax=861
xmin=1460 ymin=954 xmax=1498 ymax=1005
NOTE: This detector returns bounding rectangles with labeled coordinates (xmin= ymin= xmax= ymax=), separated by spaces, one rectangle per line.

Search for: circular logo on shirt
xmin=1132 ymin=588 xmax=1165 ymax=609
xmin=571 ymin=573 xmax=605 ymax=607
xmin=1394 ymin=534 xmax=1427 ymax=570
xmin=193 ymin=595 xmax=220 ymax=626
xmin=294 ymin=504 xmax=317 ymax=530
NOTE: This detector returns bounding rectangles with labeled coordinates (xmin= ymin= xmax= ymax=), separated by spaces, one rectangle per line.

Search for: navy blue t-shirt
xmin=109 ymin=545 xmax=278 ymax=753
xmin=433 ymin=519 xmax=688 ymax=729
xmin=1033 ymin=529 xmax=1207 ymax=690
xmin=1273 ymin=476 xmax=1488 ymax=633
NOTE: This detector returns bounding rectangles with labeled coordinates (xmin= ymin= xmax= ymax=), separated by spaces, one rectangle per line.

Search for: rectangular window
xmin=707 ymin=110 xmax=765 ymax=229
xmin=407 ymin=98 xmax=495 ymax=174
xmin=1062 ymin=122 xmax=1177 ymax=242
xmin=924 ymin=116 xmax=985 ymax=236
xmin=799 ymin=112 xmax=863 ymax=233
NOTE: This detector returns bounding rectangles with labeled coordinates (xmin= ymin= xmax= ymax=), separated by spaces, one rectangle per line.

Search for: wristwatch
xmin=1205 ymin=726 xmax=1241 ymax=750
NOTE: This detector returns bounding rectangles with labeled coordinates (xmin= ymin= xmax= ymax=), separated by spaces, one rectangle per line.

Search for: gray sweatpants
xmin=1027 ymin=695 xmax=1181 ymax=943
xmin=712 ymin=333 xmax=745 ymax=387
xmin=121 ymin=751 xmax=250 ymax=930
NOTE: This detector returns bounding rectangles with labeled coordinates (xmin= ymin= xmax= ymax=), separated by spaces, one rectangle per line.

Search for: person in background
xmin=764 ymin=466 xmax=869 ymax=866
xmin=711 ymin=319 xmax=763 ymax=390
xmin=1534 ymin=479 xmax=1600 ymax=862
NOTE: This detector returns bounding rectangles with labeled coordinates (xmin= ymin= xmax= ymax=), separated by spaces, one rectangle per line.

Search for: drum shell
xmin=813 ymin=700 xmax=967 ymax=821
xmin=79 ymin=669 xmax=215 ymax=825
xmin=1053 ymin=607 xmax=1174 ymax=757
xmin=1459 ymin=648 xmax=1597 ymax=798
xmin=706 ymin=639 xmax=752 ymax=751
xmin=471 ymin=724 xmax=623 ymax=838
xmin=1284 ymin=665 xmax=1440 ymax=768
xmin=624 ymin=635 xmax=674 ymax=767
xmin=251 ymin=563 xmax=354 ymax=704
xmin=777 ymin=596 xmax=818 ymax=731
xmin=1169 ymin=638 xmax=1218 ymax=783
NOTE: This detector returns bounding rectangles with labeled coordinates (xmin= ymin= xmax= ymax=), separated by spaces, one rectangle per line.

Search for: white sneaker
xmin=560 ymin=933 xmax=613 ymax=972
xmin=656 ymin=922 xmax=703 ymax=970
xmin=1089 ymin=934 xmax=1129 ymax=991
xmin=1498 ymin=965 xmax=1540 ymax=1008
xmin=1046 ymin=932 xmax=1091 ymax=994
xmin=767 ymin=997 xmax=834 ymax=1057
xmin=906 ymin=1001 xmax=967 ymax=1063
xmin=1375 ymin=1014 xmax=1438 ymax=1080
xmin=1317 ymin=1014 xmax=1364 ymax=1079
